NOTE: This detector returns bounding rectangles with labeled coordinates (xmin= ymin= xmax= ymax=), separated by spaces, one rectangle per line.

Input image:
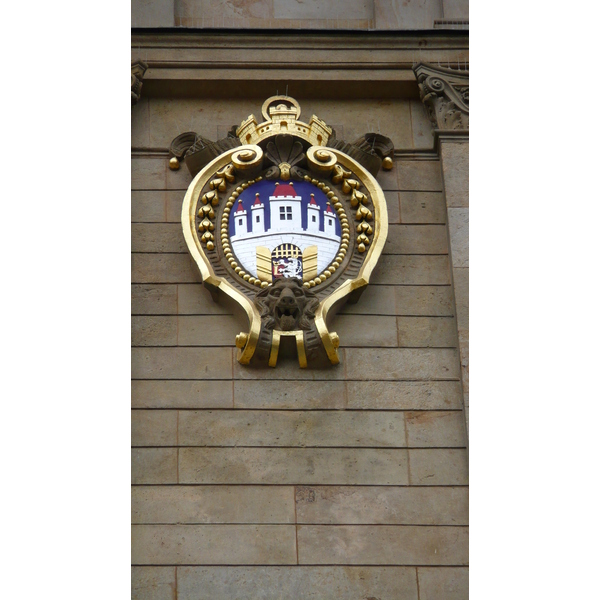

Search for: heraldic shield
xmin=172 ymin=96 xmax=393 ymax=368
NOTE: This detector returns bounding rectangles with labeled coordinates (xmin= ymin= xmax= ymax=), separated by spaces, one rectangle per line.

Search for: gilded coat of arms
xmin=170 ymin=96 xmax=393 ymax=368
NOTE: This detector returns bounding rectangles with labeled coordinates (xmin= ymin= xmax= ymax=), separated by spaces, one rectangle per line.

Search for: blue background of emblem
xmin=228 ymin=179 xmax=341 ymax=237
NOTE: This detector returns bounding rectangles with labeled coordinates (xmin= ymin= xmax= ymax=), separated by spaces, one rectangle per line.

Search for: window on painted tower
xmin=328 ymin=218 xmax=333 ymax=226
xmin=312 ymin=215 xmax=316 ymax=222
xmin=238 ymin=219 xmax=242 ymax=226
xmin=256 ymin=215 xmax=260 ymax=223
xmin=279 ymin=206 xmax=292 ymax=220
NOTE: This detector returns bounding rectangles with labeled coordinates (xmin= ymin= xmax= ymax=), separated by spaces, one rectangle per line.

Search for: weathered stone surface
xmin=177 ymin=566 xmax=419 ymax=600
xmin=132 ymin=253 xmax=196 ymax=283
xmin=296 ymin=486 xmax=468 ymax=524
xmin=132 ymin=0 xmax=174 ymax=27
xmin=303 ymin=98 xmax=413 ymax=153
xmin=132 ymin=223 xmax=187 ymax=253
xmin=396 ymin=160 xmax=443 ymax=191
xmin=385 ymin=191 xmax=401 ymax=223
xmin=132 ymin=525 xmax=297 ymax=565
xmin=338 ymin=284 xmax=396 ymax=315
xmin=178 ymin=410 xmax=406 ymax=447
xmin=140 ymin=310 xmax=243 ymax=347
xmin=441 ymin=141 xmax=469 ymax=207
xmin=344 ymin=348 xmax=460 ymax=380
xmin=335 ymin=285 xmax=454 ymax=317
xmin=177 ymin=315 xmax=243 ymax=346
xmin=132 ymin=567 xmax=176 ymax=600
xmin=418 ymin=566 xmax=469 ymax=600
xmin=132 ymin=347 xmax=232 ymax=379
xmin=409 ymin=449 xmax=468 ymax=485
xmin=135 ymin=98 xmax=255 ymax=149
xmin=297 ymin=525 xmax=468 ymax=565
xmin=132 ymin=486 xmax=295 ymax=524
xmin=179 ymin=0 xmax=272 ymax=20
xmin=453 ymin=267 xmax=469 ymax=331
xmin=384 ymin=224 xmax=448 ymax=254
xmin=346 ymin=381 xmax=463 ymax=409
xmin=405 ymin=411 xmax=466 ymax=447
xmin=442 ymin=0 xmax=469 ymax=19
xmin=394 ymin=285 xmax=454 ymax=316
xmin=132 ymin=316 xmax=177 ymax=346
xmin=132 ymin=410 xmax=178 ymax=446
xmin=410 ymin=99 xmax=435 ymax=149
xmin=378 ymin=168 xmax=401 ymax=191
xmin=132 ymin=157 xmax=166 ymax=190
xmin=233 ymin=350 xmax=346 ymax=380
xmin=132 ymin=380 xmax=233 ymax=409
xmin=132 ymin=284 xmax=178 ymax=315
xmin=177 ymin=284 xmax=234 ymax=315
xmin=448 ymin=208 xmax=468 ymax=267
xmin=396 ymin=316 xmax=457 ymax=347
xmin=371 ymin=255 xmax=451 ymax=285
xmin=329 ymin=315 xmax=398 ymax=347
xmin=374 ymin=0 xmax=443 ymax=30
xmin=400 ymin=191 xmax=446 ymax=223
xmin=179 ymin=448 xmax=409 ymax=485
xmin=132 ymin=191 xmax=167 ymax=223
xmin=234 ymin=380 xmax=346 ymax=409
xmin=132 ymin=448 xmax=177 ymax=484
xmin=274 ymin=0 xmax=374 ymax=20
xmin=459 ymin=329 xmax=469 ymax=393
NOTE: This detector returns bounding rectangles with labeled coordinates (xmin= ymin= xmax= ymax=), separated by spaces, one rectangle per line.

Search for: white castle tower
xmin=269 ymin=182 xmax=302 ymax=232
xmin=233 ymin=198 xmax=248 ymax=236
xmin=324 ymin=202 xmax=336 ymax=237
xmin=307 ymin=193 xmax=321 ymax=233
xmin=250 ymin=192 xmax=265 ymax=234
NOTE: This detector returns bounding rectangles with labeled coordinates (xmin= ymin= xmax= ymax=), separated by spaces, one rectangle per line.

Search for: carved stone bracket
xmin=131 ymin=60 xmax=148 ymax=106
xmin=414 ymin=63 xmax=469 ymax=131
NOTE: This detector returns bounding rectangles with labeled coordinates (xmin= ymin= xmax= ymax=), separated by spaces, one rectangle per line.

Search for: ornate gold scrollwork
xmin=334 ymin=165 xmax=373 ymax=253
xmin=180 ymin=98 xmax=389 ymax=369
xmin=231 ymin=145 xmax=264 ymax=174
xmin=307 ymin=146 xmax=337 ymax=175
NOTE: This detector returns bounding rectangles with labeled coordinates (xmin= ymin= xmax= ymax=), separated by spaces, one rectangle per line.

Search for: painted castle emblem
xmin=229 ymin=180 xmax=341 ymax=284
xmin=173 ymin=95 xmax=393 ymax=368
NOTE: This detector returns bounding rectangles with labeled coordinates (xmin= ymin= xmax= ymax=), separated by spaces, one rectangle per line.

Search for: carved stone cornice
xmin=414 ymin=63 xmax=469 ymax=131
xmin=131 ymin=60 xmax=148 ymax=106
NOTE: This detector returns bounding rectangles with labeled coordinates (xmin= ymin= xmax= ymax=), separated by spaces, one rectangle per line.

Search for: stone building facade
xmin=132 ymin=1 xmax=469 ymax=598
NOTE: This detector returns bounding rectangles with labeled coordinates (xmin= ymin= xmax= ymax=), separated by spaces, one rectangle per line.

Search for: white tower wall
xmin=269 ymin=194 xmax=302 ymax=232
xmin=251 ymin=204 xmax=265 ymax=235
xmin=233 ymin=209 xmax=248 ymax=237
xmin=307 ymin=201 xmax=320 ymax=233
xmin=324 ymin=209 xmax=337 ymax=237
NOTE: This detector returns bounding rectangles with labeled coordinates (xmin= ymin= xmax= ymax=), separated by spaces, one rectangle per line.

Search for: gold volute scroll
xmin=307 ymin=146 xmax=337 ymax=176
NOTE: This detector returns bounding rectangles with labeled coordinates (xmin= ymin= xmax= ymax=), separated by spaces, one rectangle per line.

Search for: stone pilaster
xmin=415 ymin=63 xmax=469 ymax=437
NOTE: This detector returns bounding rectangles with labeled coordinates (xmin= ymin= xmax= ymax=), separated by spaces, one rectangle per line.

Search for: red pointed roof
xmin=309 ymin=194 xmax=318 ymax=206
xmin=325 ymin=202 xmax=334 ymax=214
xmin=236 ymin=199 xmax=245 ymax=213
xmin=253 ymin=193 xmax=262 ymax=206
xmin=272 ymin=181 xmax=298 ymax=197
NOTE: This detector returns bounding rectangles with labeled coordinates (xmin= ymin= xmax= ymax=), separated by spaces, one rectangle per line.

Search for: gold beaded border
xmin=219 ymin=176 xmax=350 ymax=290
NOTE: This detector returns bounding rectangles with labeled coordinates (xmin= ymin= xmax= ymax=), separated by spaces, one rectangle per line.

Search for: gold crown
xmin=236 ymin=96 xmax=332 ymax=147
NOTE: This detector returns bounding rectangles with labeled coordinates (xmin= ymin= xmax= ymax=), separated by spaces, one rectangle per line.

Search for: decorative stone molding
xmin=414 ymin=63 xmax=469 ymax=131
xmin=131 ymin=60 xmax=148 ymax=106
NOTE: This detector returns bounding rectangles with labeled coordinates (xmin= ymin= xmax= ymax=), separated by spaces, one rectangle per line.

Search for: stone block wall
xmin=131 ymin=32 xmax=468 ymax=598
xmin=132 ymin=0 xmax=469 ymax=30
